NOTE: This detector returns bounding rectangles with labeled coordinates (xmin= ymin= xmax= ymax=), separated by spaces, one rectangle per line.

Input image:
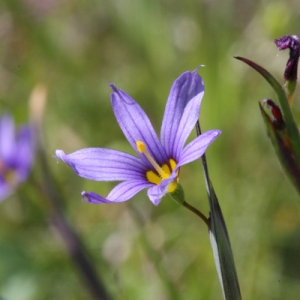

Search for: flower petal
xmin=14 ymin=125 xmax=35 ymax=182
xmin=0 ymin=114 xmax=16 ymax=164
xmin=55 ymin=148 xmax=146 ymax=181
xmin=110 ymin=84 xmax=168 ymax=168
xmin=147 ymin=176 xmax=173 ymax=206
xmin=147 ymin=185 xmax=164 ymax=206
xmin=82 ymin=179 xmax=152 ymax=203
xmin=177 ymin=130 xmax=221 ymax=167
xmin=161 ymin=70 xmax=204 ymax=160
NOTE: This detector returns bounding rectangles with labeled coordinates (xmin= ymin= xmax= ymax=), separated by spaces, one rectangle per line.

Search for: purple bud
xmin=263 ymin=99 xmax=285 ymax=130
xmin=275 ymin=35 xmax=300 ymax=81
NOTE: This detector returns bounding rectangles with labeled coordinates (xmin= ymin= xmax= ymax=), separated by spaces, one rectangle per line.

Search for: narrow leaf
xmin=196 ymin=121 xmax=242 ymax=300
xmin=208 ymin=181 xmax=242 ymax=300
xmin=234 ymin=56 xmax=300 ymax=167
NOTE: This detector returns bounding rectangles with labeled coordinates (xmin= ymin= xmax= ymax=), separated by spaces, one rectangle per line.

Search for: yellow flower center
xmin=136 ymin=140 xmax=179 ymax=193
xmin=0 ymin=160 xmax=18 ymax=187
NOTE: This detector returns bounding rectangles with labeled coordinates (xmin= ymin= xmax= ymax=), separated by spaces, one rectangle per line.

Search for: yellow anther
xmin=146 ymin=170 xmax=161 ymax=185
xmin=169 ymin=159 xmax=177 ymax=172
xmin=136 ymin=140 xmax=168 ymax=178
xmin=136 ymin=140 xmax=179 ymax=192
xmin=5 ymin=170 xmax=18 ymax=187
xmin=0 ymin=160 xmax=17 ymax=187
xmin=136 ymin=140 xmax=146 ymax=153
xmin=167 ymin=181 xmax=177 ymax=193
xmin=161 ymin=164 xmax=170 ymax=179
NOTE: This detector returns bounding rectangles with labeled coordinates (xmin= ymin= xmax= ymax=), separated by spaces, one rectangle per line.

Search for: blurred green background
xmin=0 ymin=0 xmax=300 ymax=299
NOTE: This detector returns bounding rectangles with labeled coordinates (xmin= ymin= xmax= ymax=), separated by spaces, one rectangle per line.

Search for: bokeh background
xmin=0 ymin=0 xmax=300 ymax=299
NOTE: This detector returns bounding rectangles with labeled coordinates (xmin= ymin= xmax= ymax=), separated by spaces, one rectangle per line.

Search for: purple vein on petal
xmin=55 ymin=148 xmax=146 ymax=181
xmin=110 ymin=85 xmax=168 ymax=166
xmin=172 ymin=92 xmax=203 ymax=160
xmin=161 ymin=70 xmax=204 ymax=159
xmin=178 ymin=130 xmax=221 ymax=167
xmin=82 ymin=180 xmax=152 ymax=204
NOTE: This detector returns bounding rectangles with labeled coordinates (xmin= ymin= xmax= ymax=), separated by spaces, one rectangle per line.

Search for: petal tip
xmin=208 ymin=130 xmax=222 ymax=142
xmin=147 ymin=186 xmax=164 ymax=206
xmin=81 ymin=191 xmax=110 ymax=204
xmin=215 ymin=129 xmax=222 ymax=136
xmin=153 ymin=199 xmax=161 ymax=206
xmin=81 ymin=191 xmax=89 ymax=202
xmin=54 ymin=150 xmax=66 ymax=162
xmin=193 ymin=65 xmax=205 ymax=73
xmin=109 ymin=83 xmax=118 ymax=92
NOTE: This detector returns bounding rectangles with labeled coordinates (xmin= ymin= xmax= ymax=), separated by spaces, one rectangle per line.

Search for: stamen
xmin=146 ymin=170 xmax=161 ymax=185
xmin=169 ymin=159 xmax=177 ymax=172
xmin=136 ymin=140 xmax=179 ymax=193
xmin=136 ymin=140 xmax=168 ymax=178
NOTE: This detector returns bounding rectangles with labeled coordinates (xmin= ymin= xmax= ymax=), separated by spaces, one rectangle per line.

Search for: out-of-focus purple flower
xmin=275 ymin=35 xmax=300 ymax=82
xmin=55 ymin=70 xmax=221 ymax=206
xmin=0 ymin=114 xmax=35 ymax=201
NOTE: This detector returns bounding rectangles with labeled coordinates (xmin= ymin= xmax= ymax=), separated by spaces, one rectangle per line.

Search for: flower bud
xmin=263 ymin=99 xmax=285 ymax=130
xmin=275 ymin=35 xmax=299 ymax=104
xmin=275 ymin=35 xmax=299 ymax=82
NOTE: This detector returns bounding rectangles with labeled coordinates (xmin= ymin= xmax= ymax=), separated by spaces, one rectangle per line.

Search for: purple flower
xmin=0 ymin=114 xmax=35 ymax=201
xmin=275 ymin=35 xmax=300 ymax=81
xmin=55 ymin=70 xmax=221 ymax=206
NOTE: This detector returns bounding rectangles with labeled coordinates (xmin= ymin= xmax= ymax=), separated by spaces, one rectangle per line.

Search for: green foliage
xmin=208 ymin=181 xmax=242 ymax=300
xmin=1 ymin=0 xmax=300 ymax=299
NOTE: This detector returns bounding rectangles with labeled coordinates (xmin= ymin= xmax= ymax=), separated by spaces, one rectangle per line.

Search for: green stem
xmin=182 ymin=200 xmax=211 ymax=228
xmin=195 ymin=120 xmax=211 ymax=199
